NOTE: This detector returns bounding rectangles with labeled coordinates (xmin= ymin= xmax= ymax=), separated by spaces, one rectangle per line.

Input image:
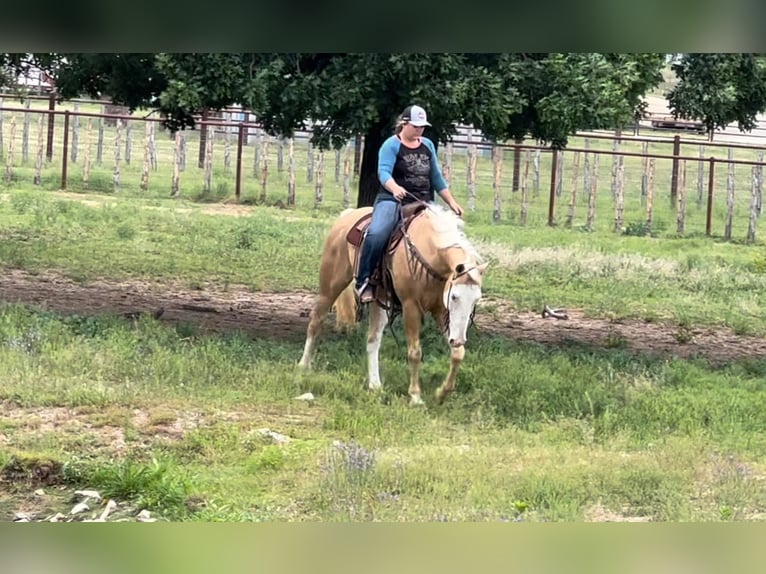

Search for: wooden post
xmin=0 ymin=97 xmax=4 ymax=160
xmin=512 ymin=138 xmax=521 ymax=191
xmin=82 ymin=118 xmax=92 ymax=189
xmin=276 ymin=137 xmax=284 ymax=175
xmin=113 ymin=118 xmax=122 ymax=191
xmin=757 ymin=150 xmax=764 ymax=216
xmin=253 ymin=129 xmax=261 ymax=178
xmin=555 ymin=150 xmax=564 ymax=198
xmin=124 ymin=118 xmax=131 ymax=165
xmin=306 ymin=140 xmax=314 ymax=183
xmin=314 ymin=149 xmax=324 ymax=209
xmin=179 ymin=132 xmax=186 ymax=172
xmin=287 ymin=137 xmax=296 ymax=207
xmin=46 ymin=91 xmax=55 ymax=161
xmin=61 ymin=111 xmax=70 ymax=190
xmin=747 ymin=165 xmax=759 ymax=243
xmin=565 ymin=151 xmax=580 ymax=228
xmin=548 ymin=149 xmax=557 ymax=226
xmin=342 ymin=140 xmax=351 ymax=209
xmin=491 ymin=144 xmax=503 ymax=222
xmin=583 ymin=139 xmax=591 ymax=193
xmin=646 ymin=158 xmax=655 ymax=234
xmin=203 ymin=124 xmax=214 ymax=193
xmin=697 ymin=145 xmax=705 ymax=206
xmin=140 ymin=120 xmax=151 ymax=191
xmin=443 ymin=141 xmax=453 ymax=186
xmin=611 ymin=138 xmax=620 ymax=199
xmin=533 ymin=149 xmax=541 ymax=196
xmin=34 ymin=114 xmax=44 ymax=186
xmin=150 ymin=121 xmax=158 ymax=171
xmin=467 ymin=143 xmax=477 ymax=212
xmin=260 ymin=137 xmax=269 ymax=203
xmin=615 ymin=153 xmax=625 ymax=233
xmin=171 ymin=130 xmax=181 ymax=197
xmin=670 ymin=135 xmax=680 ymax=208
xmin=706 ymin=157 xmax=715 ymax=236
xmin=22 ymin=98 xmax=30 ymax=164
xmin=224 ymin=118 xmax=232 ymax=173
xmin=520 ymin=151 xmax=529 ymax=225
xmin=676 ymin=160 xmax=687 ymax=235
xmin=586 ymin=153 xmax=599 ymax=231
xmin=235 ymin=123 xmax=244 ymax=201
xmin=334 ymin=147 xmax=341 ymax=184
xmin=4 ymin=115 xmax=16 ymax=184
xmin=353 ymin=134 xmax=362 ymax=176
xmin=724 ymin=148 xmax=735 ymax=240
xmin=96 ymin=116 xmax=104 ymax=166
xmin=71 ymin=103 xmax=79 ymax=164
xmin=197 ymin=108 xmax=209 ymax=169
xmin=640 ymin=141 xmax=649 ymax=199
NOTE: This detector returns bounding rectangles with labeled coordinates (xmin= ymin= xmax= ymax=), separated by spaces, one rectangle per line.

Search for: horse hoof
xmin=435 ymin=388 xmax=452 ymax=404
xmin=409 ymin=395 xmax=425 ymax=407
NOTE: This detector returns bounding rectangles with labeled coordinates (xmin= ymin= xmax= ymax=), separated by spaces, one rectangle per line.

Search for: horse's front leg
xmin=403 ymin=301 xmax=425 ymax=406
xmin=435 ymin=344 xmax=465 ymax=404
xmin=366 ymin=303 xmax=389 ymax=391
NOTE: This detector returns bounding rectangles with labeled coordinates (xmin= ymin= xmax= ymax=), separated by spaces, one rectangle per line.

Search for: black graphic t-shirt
xmin=377 ymin=135 xmax=447 ymax=205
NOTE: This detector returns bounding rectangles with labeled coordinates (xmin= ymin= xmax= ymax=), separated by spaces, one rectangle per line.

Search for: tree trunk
xmin=356 ymin=120 xmax=389 ymax=208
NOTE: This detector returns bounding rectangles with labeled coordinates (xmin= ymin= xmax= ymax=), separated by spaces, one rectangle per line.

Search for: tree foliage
xmin=667 ymin=53 xmax=766 ymax=135
xmin=3 ymin=52 xmax=665 ymax=206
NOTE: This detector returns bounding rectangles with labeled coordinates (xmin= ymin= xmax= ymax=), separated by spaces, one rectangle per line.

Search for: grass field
xmin=2 ymin=112 xmax=766 ymax=521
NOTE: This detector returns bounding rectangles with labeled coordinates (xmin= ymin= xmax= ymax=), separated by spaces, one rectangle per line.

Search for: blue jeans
xmin=356 ymin=197 xmax=401 ymax=290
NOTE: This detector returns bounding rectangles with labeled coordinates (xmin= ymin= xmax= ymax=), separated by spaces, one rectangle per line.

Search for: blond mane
xmin=424 ymin=205 xmax=483 ymax=263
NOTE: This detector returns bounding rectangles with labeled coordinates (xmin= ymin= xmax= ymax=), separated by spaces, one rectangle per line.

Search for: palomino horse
xmin=298 ymin=203 xmax=487 ymax=405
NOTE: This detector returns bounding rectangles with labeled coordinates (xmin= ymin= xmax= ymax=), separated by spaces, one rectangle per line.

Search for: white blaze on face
xmin=444 ymin=282 xmax=482 ymax=348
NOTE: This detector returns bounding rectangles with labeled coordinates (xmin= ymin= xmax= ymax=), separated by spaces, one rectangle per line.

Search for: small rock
xmin=294 ymin=392 xmax=315 ymax=402
xmin=48 ymin=513 xmax=68 ymax=522
xmin=99 ymin=499 xmax=118 ymax=521
xmin=257 ymin=428 xmax=290 ymax=444
xmin=71 ymin=502 xmax=90 ymax=515
xmin=34 ymin=489 xmax=46 ymax=497
xmin=74 ymin=489 xmax=103 ymax=502
xmin=13 ymin=512 xmax=31 ymax=522
xmin=136 ymin=509 xmax=156 ymax=522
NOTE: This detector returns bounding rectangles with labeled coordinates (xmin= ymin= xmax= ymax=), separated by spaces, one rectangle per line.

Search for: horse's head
xmin=443 ymin=261 xmax=488 ymax=348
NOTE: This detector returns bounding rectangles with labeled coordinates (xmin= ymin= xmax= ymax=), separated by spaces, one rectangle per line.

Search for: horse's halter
xmin=441 ymin=263 xmax=481 ymax=336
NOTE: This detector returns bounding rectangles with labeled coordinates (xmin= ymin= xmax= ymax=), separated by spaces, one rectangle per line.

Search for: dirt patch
xmin=1 ymin=269 xmax=766 ymax=364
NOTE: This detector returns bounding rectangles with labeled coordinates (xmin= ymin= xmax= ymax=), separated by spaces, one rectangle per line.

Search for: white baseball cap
xmin=402 ymin=104 xmax=431 ymax=127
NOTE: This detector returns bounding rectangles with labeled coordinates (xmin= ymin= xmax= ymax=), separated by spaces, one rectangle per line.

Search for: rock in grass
xmin=70 ymin=502 xmax=90 ymax=515
xmin=257 ymin=428 xmax=291 ymax=444
xmin=294 ymin=392 xmax=315 ymax=402
xmin=74 ymin=489 xmax=103 ymax=502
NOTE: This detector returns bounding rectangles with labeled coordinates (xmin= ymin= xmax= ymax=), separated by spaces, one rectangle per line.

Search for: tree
xmin=667 ymin=53 xmax=766 ymax=139
xmin=156 ymin=53 xmax=665 ymax=207
xmin=26 ymin=53 xmax=665 ymax=207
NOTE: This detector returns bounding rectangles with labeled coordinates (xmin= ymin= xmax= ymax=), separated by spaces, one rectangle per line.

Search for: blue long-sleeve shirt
xmin=376 ymin=135 xmax=448 ymax=204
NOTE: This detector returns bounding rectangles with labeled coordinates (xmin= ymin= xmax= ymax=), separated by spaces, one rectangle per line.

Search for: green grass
xmin=1 ymin=298 xmax=766 ymax=522
xmin=1 ymin=179 xmax=766 ymax=521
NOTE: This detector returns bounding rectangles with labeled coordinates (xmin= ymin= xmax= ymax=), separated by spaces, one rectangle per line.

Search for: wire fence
xmin=1 ymin=95 xmax=766 ymax=242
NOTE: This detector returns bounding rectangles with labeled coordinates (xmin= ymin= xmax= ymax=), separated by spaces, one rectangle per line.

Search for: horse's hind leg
xmin=299 ymin=250 xmax=353 ymax=369
xmin=366 ymin=303 xmax=389 ymax=390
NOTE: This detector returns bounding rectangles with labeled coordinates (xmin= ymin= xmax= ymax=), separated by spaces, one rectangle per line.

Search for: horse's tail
xmin=333 ymin=281 xmax=357 ymax=330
